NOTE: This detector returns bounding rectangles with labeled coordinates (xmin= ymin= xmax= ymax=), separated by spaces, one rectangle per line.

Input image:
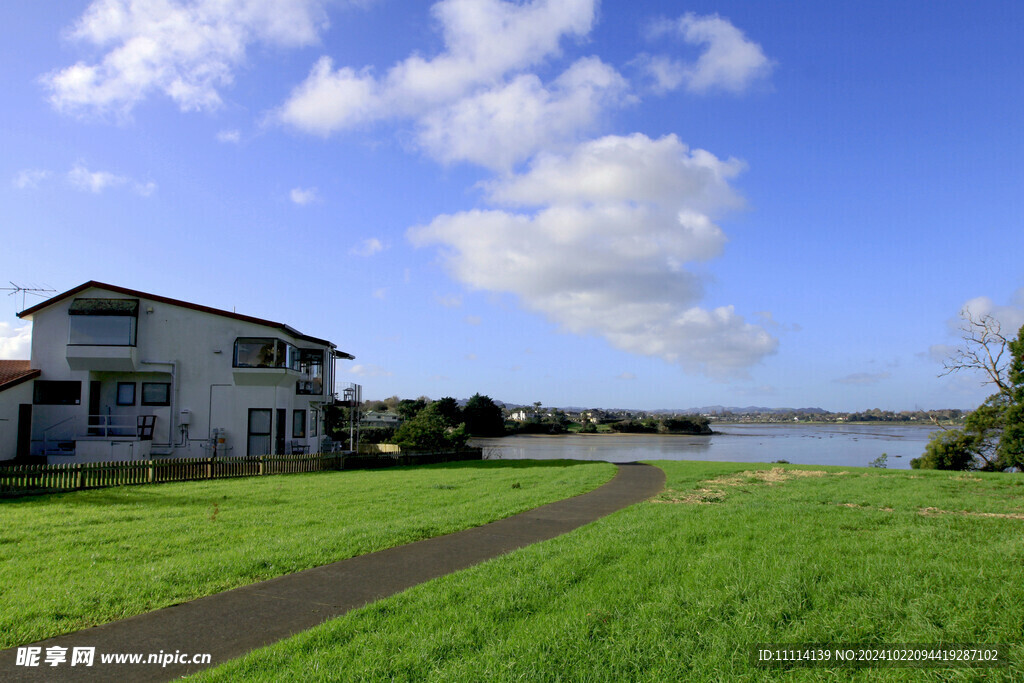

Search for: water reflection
xmin=472 ymin=423 xmax=941 ymax=470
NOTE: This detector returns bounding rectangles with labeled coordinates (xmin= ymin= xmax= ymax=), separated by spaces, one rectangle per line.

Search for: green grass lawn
xmin=194 ymin=461 xmax=1024 ymax=682
xmin=0 ymin=460 xmax=615 ymax=648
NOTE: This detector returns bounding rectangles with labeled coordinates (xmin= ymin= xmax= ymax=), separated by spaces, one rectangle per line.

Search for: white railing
xmin=83 ymin=414 xmax=155 ymax=438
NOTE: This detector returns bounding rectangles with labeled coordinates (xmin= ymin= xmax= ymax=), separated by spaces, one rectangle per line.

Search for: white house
xmin=9 ymin=281 xmax=353 ymax=463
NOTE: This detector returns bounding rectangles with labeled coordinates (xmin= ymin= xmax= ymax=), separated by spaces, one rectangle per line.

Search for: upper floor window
xmin=296 ymin=349 xmax=324 ymax=395
xmin=68 ymin=298 xmax=138 ymax=346
xmin=233 ymin=337 xmax=300 ymax=370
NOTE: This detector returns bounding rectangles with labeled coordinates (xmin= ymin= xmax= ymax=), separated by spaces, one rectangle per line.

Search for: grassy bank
xmin=195 ymin=461 xmax=1023 ymax=682
xmin=0 ymin=460 xmax=615 ymax=648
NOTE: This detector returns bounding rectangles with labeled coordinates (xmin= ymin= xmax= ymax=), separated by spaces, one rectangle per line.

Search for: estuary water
xmin=472 ymin=423 xmax=942 ymax=470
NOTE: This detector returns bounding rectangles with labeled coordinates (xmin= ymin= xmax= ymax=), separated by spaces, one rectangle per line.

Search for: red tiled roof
xmin=17 ymin=281 xmax=354 ymax=359
xmin=0 ymin=360 xmax=40 ymax=392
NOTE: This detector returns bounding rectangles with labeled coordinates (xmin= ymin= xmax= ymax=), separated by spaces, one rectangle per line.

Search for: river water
xmin=472 ymin=423 xmax=942 ymax=470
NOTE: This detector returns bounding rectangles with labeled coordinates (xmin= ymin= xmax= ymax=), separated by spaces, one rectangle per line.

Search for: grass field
xmin=0 ymin=459 xmax=615 ymax=648
xmin=194 ymin=461 xmax=1024 ymax=682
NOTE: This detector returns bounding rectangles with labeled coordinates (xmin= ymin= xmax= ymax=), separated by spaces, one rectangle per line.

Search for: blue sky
xmin=2 ymin=0 xmax=1022 ymax=412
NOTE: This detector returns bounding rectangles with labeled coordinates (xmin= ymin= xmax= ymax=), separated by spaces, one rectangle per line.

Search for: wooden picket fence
xmin=0 ymin=447 xmax=482 ymax=497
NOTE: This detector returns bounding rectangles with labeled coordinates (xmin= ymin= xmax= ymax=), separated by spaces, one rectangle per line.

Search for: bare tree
xmin=917 ymin=309 xmax=1024 ymax=470
xmin=940 ymin=310 xmax=1011 ymax=396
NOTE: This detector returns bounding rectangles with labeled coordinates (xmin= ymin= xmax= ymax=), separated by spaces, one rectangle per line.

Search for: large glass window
xmin=293 ymin=409 xmax=306 ymax=438
xmin=69 ymin=316 xmax=137 ymax=345
xmin=234 ymin=338 xmax=276 ymax=367
xmin=141 ymin=382 xmax=171 ymax=406
xmin=68 ymin=298 xmax=138 ymax=346
xmin=33 ymin=381 xmax=82 ymax=405
xmin=234 ymin=338 xmax=299 ymax=369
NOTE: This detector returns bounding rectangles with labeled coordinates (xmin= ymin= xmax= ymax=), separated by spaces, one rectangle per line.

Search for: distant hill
xmin=494 ymin=402 xmax=828 ymax=415
xmin=674 ymin=406 xmax=829 ymax=415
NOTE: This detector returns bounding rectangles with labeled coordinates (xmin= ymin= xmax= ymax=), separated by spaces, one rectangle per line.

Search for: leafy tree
xmin=396 ymin=398 xmax=427 ymax=421
xmin=432 ymin=397 xmax=463 ymax=427
xmin=390 ymin=402 xmax=467 ymax=450
xmin=659 ymin=416 xmax=712 ymax=435
xmin=462 ymin=393 xmax=506 ymax=436
xmin=913 ymin=314 xmax=1024 ymax=471
xmin=912 ymin=429 xmax=978 ymax=471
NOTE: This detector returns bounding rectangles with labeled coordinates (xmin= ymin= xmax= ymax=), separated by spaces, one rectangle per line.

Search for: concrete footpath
xmin=0 ymin=462 xmax=664 ymax=681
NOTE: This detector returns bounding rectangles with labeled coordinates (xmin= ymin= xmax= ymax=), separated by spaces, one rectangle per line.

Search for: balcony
xmin=232 ymin=367 xmax=302 ymax=387
xmin=66 ymin=344 xmax=138 ymax=371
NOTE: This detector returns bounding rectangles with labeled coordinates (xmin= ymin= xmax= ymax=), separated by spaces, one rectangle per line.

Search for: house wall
xmin=0 ymin=380 xmax=33 ymax=461
xmin=28 ymin=286 xmax=339 ymax=462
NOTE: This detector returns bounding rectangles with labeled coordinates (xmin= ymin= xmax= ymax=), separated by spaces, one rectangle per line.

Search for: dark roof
xmin=18 ymin=281 xmax=354 ymax=358
xmin=0 ymin=360 xmax=40 ymax=392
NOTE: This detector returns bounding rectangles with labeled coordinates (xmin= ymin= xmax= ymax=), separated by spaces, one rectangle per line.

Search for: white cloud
xmin=0 ymin=322 xmax=32 ymax=359
xmin=617 ymin=372 xmax=636 ymax=380
xmin=417 ymin=57 xmax=629 ymax=169
xmin=959 ymin=288 xmax=1024 ymax=335
xmin=216 ymin=129 xmax=241 ymax=143
xmin=289 ymin=186 xmax=319 ymax=205
xmin=45 ymin=0 xmax=331 ymax=117
xmin=12 ymin=169 xmax=51 ymax=190
xmin=436 ymin=294 xmax=462 ymax=308
xmin=134 ymin=180 xmax=157 ymax=196
xmin=277 ymin=57 xmax=378 ymax=135
xmin=410 ymin=133 xmax=777 ymax=375
xmin=349 ymin=237 xmax=385 ymax=257
xmin=644 ymin=13 xmax=773 ymax=94
xmin=834 ymin=372 xmax=891 ymax=386
xmin=926 ymin=344 xmax=958 ymax=364
xmin=348 ymin=363 xmax=393 ymax=377
xmin=68 ymin=163 xmax=125 ymax=193
xmin=465 ymin=314 xmax=481 ymax=325
xmin=276 ymin=0 xmax=608 ymax=166
xmin=67 ymin=163 xmax=155 ymax=195
xmin=733 ymin=384 xmax=778 ymax=397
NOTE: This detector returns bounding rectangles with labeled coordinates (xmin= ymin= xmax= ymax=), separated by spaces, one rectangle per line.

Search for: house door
xmin=247 ymin=409 xmax=271 ymax=457
xmin=275 ymin=409 xmax=286 ymax=455
xmin=17 ymin=404 xmax=31 ymax=459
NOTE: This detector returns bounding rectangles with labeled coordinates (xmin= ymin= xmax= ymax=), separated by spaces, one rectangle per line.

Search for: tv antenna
xmin=2 ymin=282 xmax=56 ymax=312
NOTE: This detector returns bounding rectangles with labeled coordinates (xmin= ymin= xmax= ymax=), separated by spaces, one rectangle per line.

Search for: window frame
xmin=234 ymin=337 xmax=300 ymax=370
xmin=68 ymin=315 xmax=138 ymax=346
xmin=293 ymin=409 xmax=307 ymax=438
xmin=141 ymin=382 xmax=171 ymax=406
xmin=116 ymin=382 xmax=136 ymax=406
xmin=33 ymin=380 xmax=82 ymax=406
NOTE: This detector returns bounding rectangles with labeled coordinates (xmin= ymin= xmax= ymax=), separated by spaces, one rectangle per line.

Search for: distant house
xmin=360 ymin=411 xmax=401 ymax=427
xmin=6 ymin=281 xmax=353 ymax=463
xmin=510 ymin=409 xmax=537 ymax=422
xmin=0 ymin=361 xmax=41 ymax=461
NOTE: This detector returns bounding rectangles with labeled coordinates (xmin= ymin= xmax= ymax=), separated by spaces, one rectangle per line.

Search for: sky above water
xmin=2 ymin=0 xmax=1022 ymax=412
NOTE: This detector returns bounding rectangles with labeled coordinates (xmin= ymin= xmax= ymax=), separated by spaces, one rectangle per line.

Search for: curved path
xmin=0 ymin=462 xmax=664 ymax=681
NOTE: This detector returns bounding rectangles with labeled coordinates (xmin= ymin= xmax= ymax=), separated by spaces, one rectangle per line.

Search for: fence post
xmin=259 ymin=455 xmax=264 ymax=476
